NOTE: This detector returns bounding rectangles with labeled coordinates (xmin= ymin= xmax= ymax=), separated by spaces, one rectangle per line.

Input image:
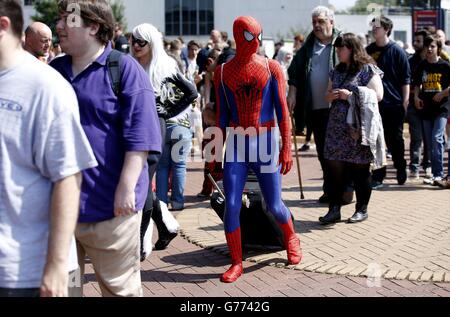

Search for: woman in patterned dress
xmin=319 ymin=33 xmax=384 ymax=225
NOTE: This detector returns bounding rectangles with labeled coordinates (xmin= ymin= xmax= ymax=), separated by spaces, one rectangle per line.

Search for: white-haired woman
xmin=131 ymin=23 xmax=197 ymax=260
xmin=275 ymin=46 xmax=294 ymax=89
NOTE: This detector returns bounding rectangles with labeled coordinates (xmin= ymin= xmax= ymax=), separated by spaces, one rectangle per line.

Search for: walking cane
xmin=289 ymin=110 xmax=305 ymax=200
xmin=207 ymin=173 xmax=226 ymax=200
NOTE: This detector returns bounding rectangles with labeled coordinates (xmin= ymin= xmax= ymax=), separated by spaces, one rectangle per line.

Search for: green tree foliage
xmin=110 ymin=0 xmax=127 ymax=31
xmin=31 ymin=0 xmax=128 ymax=40
xmin=31 ymin=0 xmax=58 ymax=39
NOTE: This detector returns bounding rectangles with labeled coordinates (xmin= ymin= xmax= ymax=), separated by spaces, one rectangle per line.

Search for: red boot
xmin=221 ymin=228 xmax=243 ymax=283
xmin=279 ymin=218 xmax=302 ymax=265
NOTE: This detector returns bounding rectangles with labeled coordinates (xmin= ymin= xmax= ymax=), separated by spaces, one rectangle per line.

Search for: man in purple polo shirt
xmin=51 ymin=0 xmax=161 ymax=297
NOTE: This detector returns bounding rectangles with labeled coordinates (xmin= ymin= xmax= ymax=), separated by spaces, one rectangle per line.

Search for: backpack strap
xmin=265 ymin=57 xmax=271 ymax=78
xmin=106 ymin=49 xmax=124 ymax=96
xmin=221 ymin=63 xmax=231 ymax=110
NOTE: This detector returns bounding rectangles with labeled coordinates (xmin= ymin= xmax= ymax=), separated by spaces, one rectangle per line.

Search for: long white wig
xmin=132 ymin=23 xmax=178 ymax=103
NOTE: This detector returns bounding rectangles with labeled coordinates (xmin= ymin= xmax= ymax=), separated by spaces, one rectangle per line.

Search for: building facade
xmin=22 ymin=0 xmax=412 ymax=46
xmin=22 ymin=0 xmax=328 ymax=39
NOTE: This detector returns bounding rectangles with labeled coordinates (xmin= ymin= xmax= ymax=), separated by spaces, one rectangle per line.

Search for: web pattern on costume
xmin=214 ymin=15 xmax=291 ymax=149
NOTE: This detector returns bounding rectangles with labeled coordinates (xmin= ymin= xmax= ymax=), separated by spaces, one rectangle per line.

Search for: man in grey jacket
xmin=288 ymin=6 xmax=352 ymax=204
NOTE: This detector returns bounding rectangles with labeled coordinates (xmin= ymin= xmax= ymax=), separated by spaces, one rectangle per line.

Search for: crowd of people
xmin=0 ymin=0 xmax=449 ymax=297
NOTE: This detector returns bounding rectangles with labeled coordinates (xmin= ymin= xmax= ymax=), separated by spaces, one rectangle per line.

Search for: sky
xmin=329 ymin=0 xmax=358 ymax=10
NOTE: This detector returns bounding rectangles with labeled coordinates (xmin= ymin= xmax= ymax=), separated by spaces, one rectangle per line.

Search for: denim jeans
xmin=422 ymin=115 xmax=447 ymax=178
xmin=407 ymin=105 xmax=430 ymax=172
xmin=156 ymin=124 xmax=192 ymax=209
xmin=0 ymin=288 xmax=40 ymax=297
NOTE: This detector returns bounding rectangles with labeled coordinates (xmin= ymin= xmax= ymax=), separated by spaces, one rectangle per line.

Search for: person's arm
xmin=414 ymin=85 xmax=424 ymax=110
xmin=287 ymin=85 xmax=297 ymax=112
xmin=432 ymin=66 xmax=450 ymax=103
xmin=287 ymin=47 xmax=304 ymax=111
xmin=114 ymin=151 xmax=148 ymax=217
xmin=204 ymin=72 xmax=212 ymax=106
xmin=40 ymin=173 xmax=82 ymax=297
xmin=325 ymin=79 xmax=338 ymax=103
xmin=432 ymin=86 xmax=450 ymax=103
xmin=402 ymin=84 xmax=410 ymax=111
xmin=400 ymin=49 xmax=411 ymax=111
xmin=367 ymin=74 xmax=384 ymax=102
xmin=269 ymin=60 xmax=293 ymax=175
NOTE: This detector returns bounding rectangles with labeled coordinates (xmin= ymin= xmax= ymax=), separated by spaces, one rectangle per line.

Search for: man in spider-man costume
xmin=214 ymin=16 xmax=302 ymax=283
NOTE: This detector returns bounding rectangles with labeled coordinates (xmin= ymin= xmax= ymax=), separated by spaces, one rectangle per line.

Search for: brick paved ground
xmin=83 ymin=138 xmax=450 ymax=297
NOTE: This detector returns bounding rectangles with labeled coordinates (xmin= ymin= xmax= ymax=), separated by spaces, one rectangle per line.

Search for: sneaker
xmin=425 ymin=167 xmax=433 ymax=179
xmin=423 ymin=177 xmax=443 ymax=186
xmin=436 ymin=177 xmax=450 ymax=189
xmin=386 ymin=151 xmax=392 ymax=159
xmin=371 ymin=181 xmax=384 ymax=190
xmin=409 ymin=170 xmax=420 ymax=181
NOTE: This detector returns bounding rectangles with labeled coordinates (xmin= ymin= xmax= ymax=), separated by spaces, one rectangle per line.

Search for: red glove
xmin=278 ymin=146 xmax=293 ymax=175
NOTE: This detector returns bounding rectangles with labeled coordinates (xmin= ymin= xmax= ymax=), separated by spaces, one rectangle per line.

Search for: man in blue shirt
xmin=51 ymin=0 xmax=161 ymax=297
xmin=366 ymin=16 xmax=411 ymax=189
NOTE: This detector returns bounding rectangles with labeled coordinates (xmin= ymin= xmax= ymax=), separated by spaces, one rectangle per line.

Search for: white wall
xmin=22 ymin=3 xmax=37 ymax=29
xmin=335 ymin=14 xmax=413 ymax=47
xmin=123 ymin=0 xmax=165 ymax=32
xmin=214 ymin=0 xmax=328 ymax=40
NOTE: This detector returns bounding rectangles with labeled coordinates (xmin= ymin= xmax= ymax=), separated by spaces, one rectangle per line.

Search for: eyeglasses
xmin=131 ymin=36 xmax=148 ymax=48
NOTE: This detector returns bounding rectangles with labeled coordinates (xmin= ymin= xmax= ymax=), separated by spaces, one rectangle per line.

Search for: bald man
xmin=24 ymin=22 xmax=52 ymax=62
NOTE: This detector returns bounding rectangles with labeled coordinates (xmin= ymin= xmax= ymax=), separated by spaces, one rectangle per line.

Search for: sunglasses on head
xmin=131 ymin=36 xmax=148 ymax=48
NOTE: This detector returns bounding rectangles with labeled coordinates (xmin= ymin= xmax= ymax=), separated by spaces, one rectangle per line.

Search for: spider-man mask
xmin=233 ymin=16 xmax=262 ymax=59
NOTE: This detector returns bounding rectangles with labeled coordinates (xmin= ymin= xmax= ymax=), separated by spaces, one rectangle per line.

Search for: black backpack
xmin=106 ymin=49 xmax=124 ymax=96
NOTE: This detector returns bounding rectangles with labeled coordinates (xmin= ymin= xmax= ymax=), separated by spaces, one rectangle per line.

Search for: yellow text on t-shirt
xmin=423 ymin=73 xmax=443 ymax=92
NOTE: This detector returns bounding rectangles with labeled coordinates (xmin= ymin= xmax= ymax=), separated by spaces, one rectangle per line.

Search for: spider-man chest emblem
xmin=238 ymin=80 xmax=258 ymax=97
xmin=236 ymin=77 xmax=260 ymax=107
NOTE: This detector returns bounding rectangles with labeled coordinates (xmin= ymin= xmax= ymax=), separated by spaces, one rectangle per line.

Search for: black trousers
xmin=310 ymin=109 xmax=331 ymax=194
xmin=141 ymin=118 xmax=166 ymax=247
xmin=326 ymin=160 xmax=372 ymax=209
xmin=372 ymin=106 xmax=407 ymax=183
xmin=143 ymin=118 xmax=166 ymax=213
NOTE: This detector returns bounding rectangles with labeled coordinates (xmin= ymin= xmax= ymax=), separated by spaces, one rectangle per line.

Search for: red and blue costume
xmin=214 ymin=16 xmax=302 ymax=283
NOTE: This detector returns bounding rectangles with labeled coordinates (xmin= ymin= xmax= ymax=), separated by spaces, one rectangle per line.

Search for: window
xmin=394 ymin=30 xmax=407 ymax=44
xmin=165 ymin=0 xmax=214 ymax=36
xmin=24 ymin=0 xmax=34 ymax=5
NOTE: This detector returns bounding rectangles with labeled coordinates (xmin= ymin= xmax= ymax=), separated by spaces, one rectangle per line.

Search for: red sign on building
xmin=413 ymin=10 xmax=439 ymax=32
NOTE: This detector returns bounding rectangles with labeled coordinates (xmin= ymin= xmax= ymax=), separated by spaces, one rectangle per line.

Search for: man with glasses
xmin=24 ymin=21 xmax=52 ymax=63
xmin=50 ymin=0 xmax=161 ymax=297
xmin=366 ymin=16 xmax=411 ymax=189
xmin=288 ymin=6 xmax=353 ymax=205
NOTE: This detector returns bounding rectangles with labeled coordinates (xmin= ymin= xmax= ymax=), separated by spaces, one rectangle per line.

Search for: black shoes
xmin=319 ymin=206 xmax=341 ymax=225
xmin=319 ymin=205 xmax=369 ymax=225
xmin=348 ymin=205 xmax=368 ymax=223
xmin=397 ymin=169 xmax=407 ymax=185
xmin=154 ymin=232 xmax=178 ymax=250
